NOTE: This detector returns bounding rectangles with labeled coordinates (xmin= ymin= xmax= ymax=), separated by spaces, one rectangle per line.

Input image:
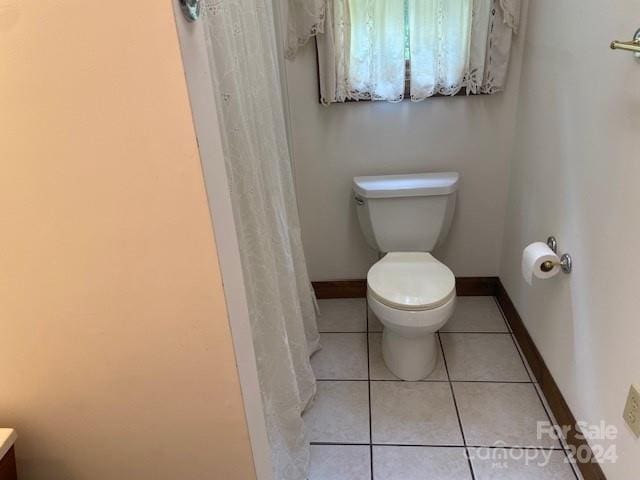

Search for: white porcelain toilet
xmin=353 ymin=172 xmax=459 ymax=381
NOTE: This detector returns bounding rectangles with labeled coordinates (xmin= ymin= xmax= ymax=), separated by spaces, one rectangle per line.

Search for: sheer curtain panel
xmin=409 ymin=0 xmax=473 ymax=99
xmin=203 ymin=1 xmax=320 ymax=479
xmin=348 ymin=0 xmax=405 ymax=102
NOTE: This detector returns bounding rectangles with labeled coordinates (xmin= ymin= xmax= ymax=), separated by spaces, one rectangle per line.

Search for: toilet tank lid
xmin=353 ymin=172 xmax=459 ymax=199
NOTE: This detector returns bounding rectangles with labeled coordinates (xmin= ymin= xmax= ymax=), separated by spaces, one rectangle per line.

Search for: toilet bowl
xmin=367 ymin=252 xmax=456 ymax=380
xmin=353 ymin=172 xmax=460 ymax=381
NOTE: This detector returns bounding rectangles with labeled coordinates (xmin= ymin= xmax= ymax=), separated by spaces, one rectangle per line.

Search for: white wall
xmin=283 ymin=24 xmax=527 ymax=281
xmin=500 ymin=1 xmax=640 ymax=477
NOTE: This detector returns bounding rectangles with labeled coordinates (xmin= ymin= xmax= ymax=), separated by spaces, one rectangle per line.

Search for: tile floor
xmin=305 ymin=297 xmax=582 ymax=480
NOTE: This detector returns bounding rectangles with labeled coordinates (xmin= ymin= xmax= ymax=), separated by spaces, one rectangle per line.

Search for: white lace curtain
xmin=203 ymin=2 xmax=320 ymax=479
xmin=287 ymin=0 xmax=522 ymax=103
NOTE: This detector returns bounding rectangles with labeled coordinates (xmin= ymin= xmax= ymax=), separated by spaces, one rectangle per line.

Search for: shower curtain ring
xmin=179 ymin=0 xmax=201 ymax=22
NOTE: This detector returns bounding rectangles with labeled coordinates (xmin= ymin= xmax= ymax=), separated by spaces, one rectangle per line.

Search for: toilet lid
xmin=367 ymin=252 xmax=456 ymax=311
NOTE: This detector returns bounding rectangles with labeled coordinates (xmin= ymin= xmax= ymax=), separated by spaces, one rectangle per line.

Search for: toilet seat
xmin=367 ymin=252 xmax=456 ymax=312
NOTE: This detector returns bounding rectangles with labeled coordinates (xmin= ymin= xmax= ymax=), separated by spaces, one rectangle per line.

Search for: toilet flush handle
xmin=354 ymin=195 xmax=365 ymax=206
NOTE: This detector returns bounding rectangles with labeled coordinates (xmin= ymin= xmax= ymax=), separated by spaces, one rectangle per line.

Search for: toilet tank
xmin=353 ymin=172 xmax=459 ymax=253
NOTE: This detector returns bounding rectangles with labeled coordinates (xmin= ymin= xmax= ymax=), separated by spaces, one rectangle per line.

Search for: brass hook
xmin=610 ymin=28 xmax=640 ymax=57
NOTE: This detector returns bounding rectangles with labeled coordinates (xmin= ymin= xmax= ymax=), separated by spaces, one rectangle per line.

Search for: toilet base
xmin=382 ymin=328 xmax=438 ymax=381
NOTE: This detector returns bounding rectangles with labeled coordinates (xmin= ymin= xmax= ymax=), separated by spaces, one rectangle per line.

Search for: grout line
xmin=532 ymin=385 xmax=582 ymax=480
xmin=372 ymin=443 xmax=465 ymax=449
xmin=446 ymin=380 xmax=533 ymax=384
xmin=497 ymin=304 xmax=534 ymax=384
xmin=530 ymin=381 xmax=580 ymax=480
xmin=513 ymin=338 xmax=538 ymax=382
xmin=310 ymin=442 xmax=370 ymax=446
xmin=438 ymin=333 xmax=476 ymax=480
xmin=316 ymin=378 xmax=370 ymax=382
xmin=316 ymin=378 xmax=535 ymax=384
xmin=466 ymin=445 xmax=565 ymax=451
xmin=494 ymin=297 xmax=580 ymax=480
xmin=320 ymin=330 xmax=514 ymax=335
xmin=439 ymin=331 xmax=512 ymax=335
xmin=365 ymin=300 xmax=374 ymax=480
xmin=492 ymin=296 xmax=513 ymax=333
xmin=496 ymin=300 xmax=536 ymax=383
xmin=508 ymin=334 xmax=535 ymax=383
xmin=318 ymin=331 xmax=368 ymax=334
xmin=316 ymin=378 xmax=369 ymax=382
xmin=310 ymin=441 xmax=565 ymax=451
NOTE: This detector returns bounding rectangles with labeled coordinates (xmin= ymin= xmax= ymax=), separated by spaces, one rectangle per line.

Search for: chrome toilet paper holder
xmin=541 ymin=237 xmax=572 ymax=274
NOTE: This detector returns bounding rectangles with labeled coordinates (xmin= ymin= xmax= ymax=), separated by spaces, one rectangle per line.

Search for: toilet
xmin=353 ymin=172 xmax=459 ymax=381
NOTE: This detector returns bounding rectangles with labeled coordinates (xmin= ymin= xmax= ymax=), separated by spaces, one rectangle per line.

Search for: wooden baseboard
xmin=312 ymin=280 xmax=367 ymax=299
xmin=495 ymin=279 xmax=607 ymax=480
xmin=454 ymin=276 xmax=498 ymax=296
xmin=312 ymin=276 xmax=499 ymax=299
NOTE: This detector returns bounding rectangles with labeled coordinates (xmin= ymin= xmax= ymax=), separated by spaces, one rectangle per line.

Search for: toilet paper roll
xmin=521 ymin=242 xmax=561 ymax=286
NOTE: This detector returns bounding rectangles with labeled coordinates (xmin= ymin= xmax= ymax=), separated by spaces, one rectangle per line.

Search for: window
xmin=286 ymin=0 xmax=521 ymax=104
xmin=348 ymin=0 xmax=474 ymax=102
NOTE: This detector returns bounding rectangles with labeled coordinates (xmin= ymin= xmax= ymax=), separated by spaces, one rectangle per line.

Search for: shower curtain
xmin=202 ymin=1 xmax=320 ymax=479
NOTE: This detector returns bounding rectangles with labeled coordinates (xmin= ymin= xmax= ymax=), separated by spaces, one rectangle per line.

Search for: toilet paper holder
xmin=541 ymin=237 xmax=572 ymax=274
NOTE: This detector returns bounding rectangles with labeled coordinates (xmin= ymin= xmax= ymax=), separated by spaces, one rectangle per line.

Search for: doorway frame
xmin=172 ymin=5 xmax=274 ymax=479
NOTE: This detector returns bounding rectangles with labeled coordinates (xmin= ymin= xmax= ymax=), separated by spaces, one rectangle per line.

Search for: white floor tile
xmin=533 ymin=382 xmax=581 ymax=473
xmin=304 ymin=381 xmax=370 ymax=443
xmin=534 ymin=383 xmax=560 ymax=430
xmin=368 ymin=306 xmax=383 ymax=332
xmin=441 ymin=333 xmax=530 ymax=382
xmin=469 ymin=448 xmax=575 ymax=479
xmin=317 ymin=298 xmax=367 ymax=332
xmin=513 ymin=336 xmax=537 ymax=381
xmin=309 ymin=445 xmax=371 ymax=480
xmin=371 ymin=381 xmax=463 ymax=445
xmin=373 ymin=446 xmax=472 ymax=480
xmin=495 ymin=300 xmax=514 ymax=332
xmin=453 ymin=382 xmax=560 ymax=448
xmin=305 ymin=296 xmax=577 ymax=479
xmin=569 ymin=461 xmax=584 ymax=480
xmin=369 ymin=333 xmax=447 ymax=381
xmin=312 ymin=333 xmax=368 ymax=380
xmin=441 ymin=297 xmax=508 ymax=332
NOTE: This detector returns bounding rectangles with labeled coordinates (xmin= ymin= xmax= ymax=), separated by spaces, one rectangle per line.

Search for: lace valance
xmin=286 ymin=0 xmax=327 ymax=58
xmin=500 ymin=0 xmax=521 ymax=33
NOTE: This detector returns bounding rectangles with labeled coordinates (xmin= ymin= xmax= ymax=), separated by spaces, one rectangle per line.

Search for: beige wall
xmin=282 ymin=13 xmax=527 ymax=281
xmin=500 ymin=1 xmax=640 ymax=477
xmin=0 ymin=1 xmax=256 ymax=479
